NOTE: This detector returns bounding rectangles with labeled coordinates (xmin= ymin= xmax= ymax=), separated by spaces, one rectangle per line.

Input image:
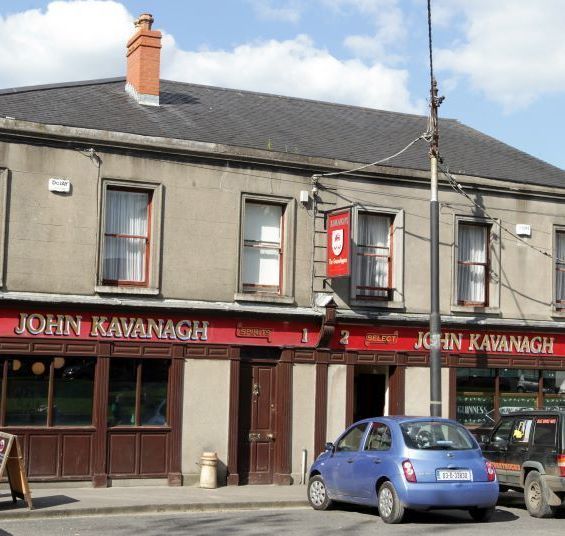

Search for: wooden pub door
xmin=238 ymin=362 xmax=277 ymax=484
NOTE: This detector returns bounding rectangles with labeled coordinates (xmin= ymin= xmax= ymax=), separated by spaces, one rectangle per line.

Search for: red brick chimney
xmin=125 ymin=13 xmax=162 ymax=106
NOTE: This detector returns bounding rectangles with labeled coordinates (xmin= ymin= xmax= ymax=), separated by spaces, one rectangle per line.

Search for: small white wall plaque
xmin=48 ymin=178 xmax=71 ymax=193
xmin=515 ymin=224 xmax=531 ymax=237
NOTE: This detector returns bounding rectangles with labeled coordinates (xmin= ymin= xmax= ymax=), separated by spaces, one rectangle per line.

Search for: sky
xmin=0 ymin=0 xmax=564 ymax=170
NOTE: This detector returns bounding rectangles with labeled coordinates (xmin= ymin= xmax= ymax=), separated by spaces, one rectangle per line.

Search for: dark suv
xmin=481 ymin=410 xmax=565 ymax=517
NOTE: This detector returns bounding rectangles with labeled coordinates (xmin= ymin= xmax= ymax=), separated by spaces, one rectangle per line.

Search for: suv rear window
xmin=533 ymin=417 xmax=558 ymax=447
xmin=400 ymin=421 xmax=475 ymax=450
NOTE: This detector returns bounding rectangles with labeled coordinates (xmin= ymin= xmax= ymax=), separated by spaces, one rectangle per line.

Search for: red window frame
xmin=242 ymin=201 xmax=284 ymax=295
xmin=355 ymin=213 xmax=393 ymax=301
xmin=102 ymin=187 xmax=152 ymax=287
xmin=457 ymin=222 xmax=489 ymax=306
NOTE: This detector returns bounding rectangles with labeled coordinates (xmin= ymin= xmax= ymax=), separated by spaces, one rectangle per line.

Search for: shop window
xmin=498 ymin=369 xmax=538 ymax=413
xmin=542 ymin=370 xmax=565 ymax=408
xmin=108 ymin=358 xmax=169 ymax=427
xmin=457 ymin=222 xmax=489 ymax=305
xmin=350 ymin=207 xmax=404 ymax=307
xmin=237 ymin=195 xmax=295 ymax=302
xmin=2 ymin=357 xmax=94 ymax=427
xmin=97 ymin=181 xmax=162 ymax=295
xmin=554 ymin=230 xmax=565 ymax=308
xmin=455 ymin=368 xmax=495 ymax=426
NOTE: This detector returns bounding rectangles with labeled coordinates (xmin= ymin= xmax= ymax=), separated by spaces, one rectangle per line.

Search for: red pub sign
xmin=1 ymin=310 xmax=321 ymax=348
xmin=327 ymin=209 xmax=351 ymax=278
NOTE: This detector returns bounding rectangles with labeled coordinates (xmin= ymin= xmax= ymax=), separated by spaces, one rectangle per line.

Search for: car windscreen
xmin=400 ymin=421 xmax=475 ymax=450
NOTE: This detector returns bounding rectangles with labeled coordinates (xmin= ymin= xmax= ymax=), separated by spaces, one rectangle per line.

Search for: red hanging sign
xmin=327 ymin=209 xmax=351 ymax=278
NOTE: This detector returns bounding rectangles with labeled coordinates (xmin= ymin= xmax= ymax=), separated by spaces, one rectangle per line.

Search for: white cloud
xmin=163 ymin=34 xmax=422 ymax=113
xmin=0 ymin=0 xmax=133 ymax=88
xmin=247 ymin=0 xmax=302 ymax=23
xmin=322 ymin=0 xmax=406 ymax=62
xmin=435 ymin=0 xmax=565 ymax=110
xmin=0 ymin=0 xmax=422 ymax=113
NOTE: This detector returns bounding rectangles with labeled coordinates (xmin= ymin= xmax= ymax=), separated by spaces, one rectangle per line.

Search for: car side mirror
xmin=324 ymin=442 xmax=335 ymax=453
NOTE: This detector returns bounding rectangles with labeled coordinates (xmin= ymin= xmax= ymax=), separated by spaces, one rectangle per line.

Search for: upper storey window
xmin=457 ymin=222 xmax=489 ymax=306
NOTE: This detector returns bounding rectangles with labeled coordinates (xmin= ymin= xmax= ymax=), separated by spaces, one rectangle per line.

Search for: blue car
xmin=308 ymin=416 xmax=499 ymax=523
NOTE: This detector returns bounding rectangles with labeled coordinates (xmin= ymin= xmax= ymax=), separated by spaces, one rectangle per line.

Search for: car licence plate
xmin=436 ymin=469 xmax=472 ymax=481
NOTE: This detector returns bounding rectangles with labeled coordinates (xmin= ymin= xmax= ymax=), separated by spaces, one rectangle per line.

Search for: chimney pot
xmin=135 ymin=13 xmax=154 ymax=31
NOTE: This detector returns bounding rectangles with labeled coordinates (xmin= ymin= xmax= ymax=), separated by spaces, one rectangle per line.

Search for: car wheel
xmin=524 ymin=471 xmax=555 ymax=518
xmin=307 ymin=475 xmax=333 ymax=511
xmin=469 ymin=506 xmax=495 ymax=522
xmin=378 ymin=481 xmax=405 ymax=524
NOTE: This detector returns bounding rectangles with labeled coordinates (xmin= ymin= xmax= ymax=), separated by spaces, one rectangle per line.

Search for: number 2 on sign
xmin=340 ymin=330 xmax=349 ymax=345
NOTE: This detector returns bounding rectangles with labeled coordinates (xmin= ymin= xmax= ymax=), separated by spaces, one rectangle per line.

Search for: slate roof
xmin=1 ymin=77 xmax=564 ymax=188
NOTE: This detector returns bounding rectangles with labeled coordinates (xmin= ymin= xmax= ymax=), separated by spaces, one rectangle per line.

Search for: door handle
xmin=266 ymin=432 xmax=275 ymax=440
xmin=373 ymin=458 xmax=382 ymax=464
xmin=346 ymin=459 xmax=355 ymax=463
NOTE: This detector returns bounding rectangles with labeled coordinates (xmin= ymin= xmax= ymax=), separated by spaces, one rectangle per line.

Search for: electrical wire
xmin=438 ymin=161 xmax=565 ymax=263
xmin=311 ymin=133 xmax=429 ymax=181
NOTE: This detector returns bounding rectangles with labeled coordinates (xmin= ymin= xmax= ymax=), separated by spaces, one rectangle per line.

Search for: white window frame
xmin=96 ymin=179 xmax=162 ymax=295
xmin=235 ymin=194 xmax=295 ymax=304
xmin=452 ymin=216 xmax=500 ymax=312
xmin=350 ymin=206 xmax=404 ymax=308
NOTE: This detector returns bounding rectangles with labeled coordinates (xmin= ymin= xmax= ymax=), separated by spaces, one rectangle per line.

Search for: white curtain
xmin=104 ymin=190 xmax=148 ymax=282
xmin=242 ymin=203 xmax=282 ymax=290
xmin=458 ymin=224 xmax=487 ymax=303
xmin=356 ymin=214 xmax=390 ymax=298
xmin=556 ymin=232 xmax=565 ymax=302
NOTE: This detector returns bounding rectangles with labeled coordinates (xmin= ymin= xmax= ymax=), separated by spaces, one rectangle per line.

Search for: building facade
xmin=1 ymin=14 xmax=565 ymax=486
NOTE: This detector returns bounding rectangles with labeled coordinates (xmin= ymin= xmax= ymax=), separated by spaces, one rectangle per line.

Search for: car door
xmin=483 ymin=417 xmax=514 ymax=486
xmin=324 ymin=423 xmax=368 ymax=500
xmin=346 ymin=421 xmax=393 ymax=504
xmin=504 ymin=416 xmax=534 ymax=486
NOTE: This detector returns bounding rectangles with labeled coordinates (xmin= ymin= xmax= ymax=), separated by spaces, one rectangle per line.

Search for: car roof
xmin=354 ymin=416 xmax=459 ymax=425
xmin=502 ymin=409 xmax=565 ymax=417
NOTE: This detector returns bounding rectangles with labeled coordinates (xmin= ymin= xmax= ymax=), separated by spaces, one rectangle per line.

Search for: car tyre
xmin=378 ymin=481 xmax=405 ymax=524
xmin=307 ymin=475 xmax=333 ymax=511
xmin=469 ymin=506 xmax=495 ymax=522
xmin=524 ymin=471 xmax=555 ymax=518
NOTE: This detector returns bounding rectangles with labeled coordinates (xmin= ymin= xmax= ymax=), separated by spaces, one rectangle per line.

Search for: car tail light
xmin=557 ymin=455 xmax=565 ymax=477
xmin=402 ymin=460 xmax=417 ymax=483
xmin=485 ymin=461 xmax=496 ymax=482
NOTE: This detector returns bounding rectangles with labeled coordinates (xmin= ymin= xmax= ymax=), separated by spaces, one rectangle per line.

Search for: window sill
xmin=350 ymin=300 xmax=405 ymax=310
xmin=550 ymin=309 xmax=565 ymax=319
xmin=234 ymin=293 xmax=295 ymax=305
xmin=95 ymin=285 xmax=160 ymax=296
xmin=450 ymin=305 xmax=501 ymax=315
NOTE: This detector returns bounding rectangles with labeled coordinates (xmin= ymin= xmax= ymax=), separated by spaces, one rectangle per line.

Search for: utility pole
xmin=429 ymin=78 xmax=443 ymax=417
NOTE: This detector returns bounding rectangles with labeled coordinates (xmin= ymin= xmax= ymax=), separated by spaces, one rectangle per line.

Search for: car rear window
xmin=400 ymin=421 xmax=475 ymax=450
xmin=533 ymin=417 xmax=558 ymax=447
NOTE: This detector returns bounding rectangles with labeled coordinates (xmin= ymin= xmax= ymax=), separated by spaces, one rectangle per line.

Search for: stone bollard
xmin=199 ymin=451 xmax=218 ymax=488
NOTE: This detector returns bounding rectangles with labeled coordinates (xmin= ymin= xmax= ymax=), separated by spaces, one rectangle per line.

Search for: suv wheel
xmin=524 ymin=471 xmax=556 ymax=518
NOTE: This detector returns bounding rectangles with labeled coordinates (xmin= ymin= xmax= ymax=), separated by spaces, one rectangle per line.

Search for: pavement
xmin=0 ymin=483 xmax=309 ymax=520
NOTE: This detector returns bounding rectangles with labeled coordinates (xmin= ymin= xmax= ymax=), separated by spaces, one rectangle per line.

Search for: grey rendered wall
xmin=404 ymin=367 xmax=450 ymax=417
xmin=182 ymin=359 xmax=230 ymax=485
xmin=0 ymin=142 xmax=314 ymax=306
xmin=291 ymin=363 xmax=315 ymax=483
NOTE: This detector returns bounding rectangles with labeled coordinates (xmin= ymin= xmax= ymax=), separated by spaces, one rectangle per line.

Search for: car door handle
xmin=346 ymin=459 xmax=355 ymax=463
xmin=373 ymin=458 xmax=382 ymax=464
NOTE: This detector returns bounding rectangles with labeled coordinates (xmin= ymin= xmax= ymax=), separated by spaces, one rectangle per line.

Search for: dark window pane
xmin=6 ymin=358 xmax=50 ymax=426
xmin=456 ymin=368 xmax=495 ymax=426
xmin=542 ymin=370 xmax=565 ymax=409
xmin=533 ymin=417 xmax=557 ymax=446
xmin=499 ymin=369 xmax=538 ymax=413
xmin=54 ymin=357 xmax=94 ymax=425
xmin=141 ymin=360 xmax=169 ymax=426
xmin=108 ymin=360 xmax=137 ymax=426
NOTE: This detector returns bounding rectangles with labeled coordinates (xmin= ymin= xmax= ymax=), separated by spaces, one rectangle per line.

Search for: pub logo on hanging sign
xmin=327 ymin=209 xmax=351 ymax=278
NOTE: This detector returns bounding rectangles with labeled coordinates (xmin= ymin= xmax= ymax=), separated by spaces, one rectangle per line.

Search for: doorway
xmin=354 ymin=365 xmax=387 ymax=422
xmin=238 ymin=361 xmax=277 ymax=484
